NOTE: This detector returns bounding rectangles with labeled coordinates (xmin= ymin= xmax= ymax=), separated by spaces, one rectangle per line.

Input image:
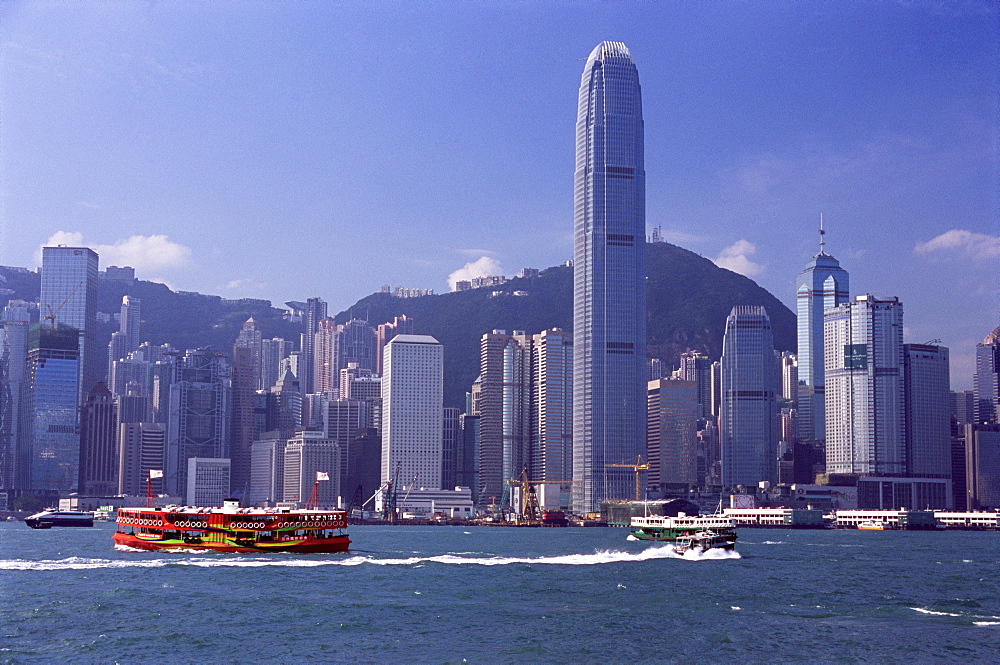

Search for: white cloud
xmin=220 ymin=278 xmax=266 ymax=292
xmin=456 ymin=248 xmax=496 ymax=257
xmin=915 ymin=229 xmax=1000 ymax=262
xmin=713 ymin=239 xmax=765 ymax=277
xmin=448 ymin=256 xmax=504 ymax=291
xmin=38 ymin=231 xmax=192 ymax=273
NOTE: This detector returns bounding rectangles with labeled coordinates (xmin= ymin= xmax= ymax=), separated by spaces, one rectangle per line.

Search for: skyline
xmin=1 ymin=1 xmax=997 ymax=389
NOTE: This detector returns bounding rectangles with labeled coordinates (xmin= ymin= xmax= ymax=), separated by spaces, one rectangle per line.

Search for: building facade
xmin=572 ymin=41 xmax=647 ymax=513
xmin=903 ymin=343 xmax=951 ymax=478
xmin=40 ymin=246 xmax=99 ymax=400
xmin=795 ymin=240 xmax=849 ymax=457
xmin=825 ymin=295 xmax=905 ymax=476
xmin=381 ymin=334 xmax=444 ymax=490
xmin=974 ymin=327 xmax=1000 ymax=424
xmin=720 ymin=307 xmax=777 ymax=488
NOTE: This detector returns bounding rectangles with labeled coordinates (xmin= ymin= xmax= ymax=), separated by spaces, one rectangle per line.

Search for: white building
xmin=825 ymin=295 xmax=905 ymax=476
xmin=381 ymin=334 xmax=444 ymax=490
xmin=283 ymin=430 xmax=340 ymax=509
xmin=248 ymin=433 xmax=287 ymax=506
xmin=186 ymin=457 xmax=230 ymax=507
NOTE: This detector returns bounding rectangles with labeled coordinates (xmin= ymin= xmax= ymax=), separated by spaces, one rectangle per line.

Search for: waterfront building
xmin=117 ymin=422 xmax=165 ymax=496
xmin=343 ymin=427 xmax=382 ymax=510
xmin=965 ymin=423 xmax=1000 ymax=509
xmin=824 ymin=295 xmax=905 ymax=477
xmin=477 ymin=330 xmax=530 ymax=505
xmin=974 ymin=327 xmax=1000 ymax=423
xmin=795 ymin=228 xmax=849 ymax=458
xmin=458 ymin=413 xmax=480 ymax=503
xmin=40 ymin=246 xmax=99 ymax=400
xmin=720 ymin=306 xmax=778 ymax=488
xmin=531 ymin=328 xmax=573 ymax=509
xmin=229 ymin=344 xmax=256 ymax=499
xmin=381 ymin=334 xmax=443 ymax=490
xmin=442 ymin=407 xmax=461 ymax=491
xmin=164 ymin=349 xmax=231 ymax=496
xmin=21 ymin=324 xmax=80 ymax=491
xmin=855 ymin=476 xmax=952 ymax=511
xmin=572 ymin=41 xmax=647 ymax=514
xmin=903 ymin=343 xmax=951 ymax=478
xmin=248 ymin=432 xmax=286 ymax=506
xmin=282 ymin=431 xmax=339 ymax=508
xmin=647 ymin=378 xmax=699 ymax=493
xmin=186 ymin=457 xmax=230 ymax=507
xmin=0 ymin=303 xmax=30 ymax=491
xmin=78 ymin=382 xmax=118 ymax=495
xmin=321 ymin=397 xmax=369 ymax=496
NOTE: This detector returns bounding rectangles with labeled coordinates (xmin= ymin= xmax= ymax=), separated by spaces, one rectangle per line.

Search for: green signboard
xmin=844 ymin=343 xmax=867 ymax=369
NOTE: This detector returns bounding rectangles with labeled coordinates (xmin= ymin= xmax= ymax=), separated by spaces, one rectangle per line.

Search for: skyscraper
xmin=572 ymin=41 xmax=647 ymax=513
xmin=825 ymin=295 xmax=905 ymax=477
xmin=78 ymin=382 xmax=118 ymax=495
xmin=40 ymin=246 xmax=99 ymax=399
xmin=0 ymin=302 xmax=30 ymax=491
xmin=647 ymin=378 xmax=699 ymax=493
xmin=164 ymin=349 xmax=231 ymax=495
xmin=720 ymin=307 xmax=778 ymax=488
xmin=300 ymin=297 xmax=327 ymax=395
xmin=974 ymin=327 xmax=1000 ymax=424
xmin=795 ymin=226 xmax=849 ymax=458
xmin=903 ymin=343 xmax=951 ymax=478
xmin=381 ymin=334 xmax=443 ymax=490
xmin=120 ymin=296 xmax=141 ymax=356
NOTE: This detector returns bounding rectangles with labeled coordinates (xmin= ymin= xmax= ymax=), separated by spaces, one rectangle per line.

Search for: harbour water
xmin=2 ymin=522 xmax=998 ymax=663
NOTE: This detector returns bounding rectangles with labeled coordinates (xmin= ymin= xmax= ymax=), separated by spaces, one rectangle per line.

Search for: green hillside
xmin=3 ymin=242 xmax=796 ymax=409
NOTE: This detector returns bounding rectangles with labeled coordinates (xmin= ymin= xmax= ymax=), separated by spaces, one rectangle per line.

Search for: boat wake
xmin=0 ymin=545 xmax=739 ymax=570
xmin=911 ymin=606 xmax=1000 ymax=626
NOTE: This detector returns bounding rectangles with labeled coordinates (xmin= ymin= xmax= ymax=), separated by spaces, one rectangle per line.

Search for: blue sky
xmin=1 ymin=1 xmax=996 ymax=388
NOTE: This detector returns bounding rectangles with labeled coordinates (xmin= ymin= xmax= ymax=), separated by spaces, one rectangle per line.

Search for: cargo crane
xmin=606 ymin=455 xmax=649 ymax=501
xmin=507 ymin=466 xmax=572 ymax=523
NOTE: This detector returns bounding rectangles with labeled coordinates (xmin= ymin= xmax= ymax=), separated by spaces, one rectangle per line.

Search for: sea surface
xmin=2 ymin=522 xmax=998 ymax=664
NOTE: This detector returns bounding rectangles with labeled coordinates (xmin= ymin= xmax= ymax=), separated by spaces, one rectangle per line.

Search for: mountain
xmin=2 ymin=242 xmax=796 ymax=409
xmin=335 ymin=242 xmax=796 ymax=408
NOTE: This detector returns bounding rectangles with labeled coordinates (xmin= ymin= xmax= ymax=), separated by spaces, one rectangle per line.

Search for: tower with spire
xmin=795 ymin=216 xmax=849 ymax=465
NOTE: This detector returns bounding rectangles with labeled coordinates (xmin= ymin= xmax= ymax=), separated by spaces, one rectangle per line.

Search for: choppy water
xmin=2 ymin=523 xmax=998 ymax=663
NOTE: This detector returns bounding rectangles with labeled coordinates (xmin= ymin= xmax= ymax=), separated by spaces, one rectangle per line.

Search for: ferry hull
xmin=630 ymin=530 xmax=737 ymax=549
xmin=113 ymin=531 xmax=350 ymax=554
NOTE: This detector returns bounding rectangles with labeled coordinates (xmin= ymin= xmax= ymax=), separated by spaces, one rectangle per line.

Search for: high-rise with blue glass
xmin=572 ymin=42 xmax=646 ymax=513
xmin=795 ymin=227 xmax=849 ymax=460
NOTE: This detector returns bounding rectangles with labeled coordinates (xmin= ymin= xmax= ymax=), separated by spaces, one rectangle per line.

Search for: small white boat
xmin=857 ymin=520 xmax=890 ymax=531
xmin=672 ymin=531 xmax=733 ymax=555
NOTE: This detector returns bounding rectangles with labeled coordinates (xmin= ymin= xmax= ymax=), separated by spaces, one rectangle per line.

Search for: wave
xmin=0 ymin=545 xmax=739 ymax=571
xmin=911 ymin=607 xmax=1000 ymax=624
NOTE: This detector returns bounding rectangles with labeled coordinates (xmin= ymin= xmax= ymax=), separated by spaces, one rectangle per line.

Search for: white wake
xmin=0 ymin=545 xmax=739 ymax=570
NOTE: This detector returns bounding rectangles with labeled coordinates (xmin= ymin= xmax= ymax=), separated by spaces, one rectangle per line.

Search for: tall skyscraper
xmin=381 ymin=334 xmax=443 ymax=490
xmin=117 ymin=422 xmax=165 ymax=496
xmin=120 ymin=296 xmax=141 ymax=356
xmin=260 ymin=337 xmax=293 ymax=392
xmin=234 ymin=317 xmax=263 ymax=390
xmin=229 ymin=344 xmax=257 ymax=500
xmin=974 ymin=327 xmax=1000 ymax=424
xmin=300 ymin=297 xmax=327 ymax=395
xmin=21 ymin=324 xmax=80 ymax=490
xmin=164 ymin=349 xmax=231 ymax=495
xmin=572 ymin=41 xmax=647 ymax=513
xmin=904 ymin=343 xmax=951 ymax=478
xmin=0 ymin=302 xmax=30 ymax=491
xmin=40 ymin=246 xmax=99 ymax=399
xmin=313 ymin=318 xmax=339 ymax=395
xmin=678 ymin=351 xmax=712 ymax=420
xmin=376 ymin=315 xmax=414 ymax=375
xmin=795 ymin=226 xmax=849 ymax=458
xmin=337 ymin=319 xmax=377 ymax=373
xmin=78 ymin=382 xmax=118 ymax=495
xmin=647 ymin=378 xmax=699 ymax=493
xmin=720 ymin=307 xmax=777 ymax=488
xmin=825 ymin=295 xmax=905 ymax=477
xmin=531 ymin=328 xmax=573 ymax=509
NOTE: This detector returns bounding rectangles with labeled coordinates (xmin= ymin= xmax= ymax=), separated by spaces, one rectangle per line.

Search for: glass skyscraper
xmin=572 ymin=41 xmax=646 ymax=513
xmin=720 ymin=306 xmax=777 ymax=488
xmin=795 ymin=238 xmax=848 ymax=456
xmin=40 ymin=246 xmax=98 ymax=401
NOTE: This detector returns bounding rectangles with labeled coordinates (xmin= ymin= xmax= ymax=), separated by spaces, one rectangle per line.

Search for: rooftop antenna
xmin=819 ymin=213 xmax=826 ymax=254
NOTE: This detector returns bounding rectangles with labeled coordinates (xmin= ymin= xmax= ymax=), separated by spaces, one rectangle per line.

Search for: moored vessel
xmin=113 ymin=499 xmax=350 ymax=553
xmin=25 ymin=510 xmax=95 ymax=529
xmin=628 ymin=513 xmax=737 ymax=549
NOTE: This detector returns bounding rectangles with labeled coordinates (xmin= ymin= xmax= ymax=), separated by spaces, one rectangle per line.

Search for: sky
xmin=0 ymin=0 xmax=997 ymax=388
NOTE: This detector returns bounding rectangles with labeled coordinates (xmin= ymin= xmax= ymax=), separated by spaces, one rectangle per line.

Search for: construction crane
xmin=606 ymin=455 xmax=649 ymax=501
xmin=507 ymin=466 xmax=573 ymax=522
xmin=43 ymin=281 xmax=84 ymax=329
